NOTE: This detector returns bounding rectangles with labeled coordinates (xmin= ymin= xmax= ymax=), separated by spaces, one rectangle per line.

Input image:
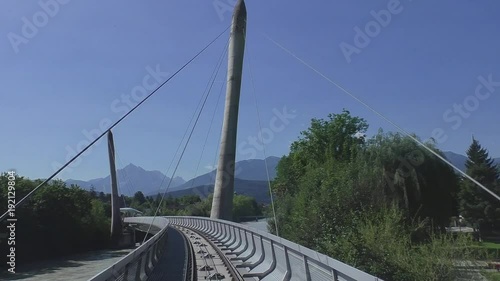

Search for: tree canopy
xmin=0 ymin=175 xmax=110 ymax=265
xmin=268 ymin=110 xmax=476 ymax=280
xmin=459 ymin=138 xmax=500 ymax=231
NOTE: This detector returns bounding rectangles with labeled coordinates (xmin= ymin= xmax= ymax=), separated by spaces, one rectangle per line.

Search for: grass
xmin=482 ymin=270 xmax=500 ymax=281
xmin=467 ymin=242 xmax=500 ymax=260
xmin=481 ymin=242 xmax=500 ymax=249
xmin=478 ymin=243 xmax=500 ymax=280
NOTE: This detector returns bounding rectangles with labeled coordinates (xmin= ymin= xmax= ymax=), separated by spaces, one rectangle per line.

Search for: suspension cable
xmin=115 ymin=152 xmax=134 ymax=207
xmin=247 ymin=49 xmax=280 ymax=237
xmin=210 ymin=100 xmax=224 ymax=183
xmin=144 ymin=41 xmax=227 ymax=215
xmin=263 ymin=33 xmax=500 ymax=202
xmin=142 ymin=37 xmax=228 ymax=243
xmin=141 ymin=37 xmax=228 ymax=221
xmin=0 ymin=26 xmax=230 ymax=222
xmin=207 ymin=83 xmax=227 ymax=184
xmin=148 ymin=40 xmax=228 ymax=200
xmin=189 ymin=52 xmax=228 ymax=191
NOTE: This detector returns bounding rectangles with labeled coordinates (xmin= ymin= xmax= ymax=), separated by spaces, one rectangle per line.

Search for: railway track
xmin=174 ymin=225 xmax=245 ymax=281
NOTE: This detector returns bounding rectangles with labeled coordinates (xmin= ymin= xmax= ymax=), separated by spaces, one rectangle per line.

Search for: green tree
xmin=179 ymin=194 xmax=202 ymax=206
xmin=271 ymin=110 xmax=369 ymax=244
xmin=232 ymin=194 xmax=261 ymax=222
xmin=459 ymin=138 xmax=500 ymax=231
xmin=362 ymin=131 xmax=458 ymax=228
xmin=133 ymin=191 xmax=146 ymax=205
xmin=88 ymin=199 xmax=110 ymax=247
xmin=268 ymin=110 xmax=470 ymax=279
xmin=0 ymin=175 xmax=112 ymax=265
xmin=89 ymin=185 xmax=97 ymax=199
xmin=98 ymin=191 xmax=106 ymax=202
xmin=273 ymin=109 xmax=368 ymax=197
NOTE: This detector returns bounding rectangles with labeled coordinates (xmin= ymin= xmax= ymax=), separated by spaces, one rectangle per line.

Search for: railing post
xmin=204 ymin=220 xmax=209 ymax=234
xmin=156 ymin=239 xmax=162 ymax=258
xmin=228 ymin=227 xmax=238 ymax=247
xmin=220 ymin=224 xmax=233 ymax=244
xmin=303 ymin=256 xmax=312 ymax=281
xmin=231 ymin=229 xmax=249 ymax=255
xmin=135 ymin=256 xmax=143 ymax=280
xmin=221 ymin=224 xmax=231 ymax=244
xmin=223 ymin=224 xmax=230 ymax=241
xmin=123 ymin=265 xmax=129 ymax=281
xmin=245 ymin=233 xmax=257 ymax=261
xmin=214 ymin=221 xmax=219 ymax=235
xmin=331 ymin=268 xmax=338 ymax=281
xmin=151 ymin=243 xmax=158 ymax=266
xmin=204 ymin=220 xmax=210 ymax=233
xmin=214 ymin=222 xmax=222 ymax=239
xmin=283 ymin=247 xmax=291 ymax=281
xmin=216 ymin=223 xmax=223 ymax=239
xmin=228 ymin=227 xmax=243 ymax=251
xmin=144 ymin=249 xmax=152 ymax=276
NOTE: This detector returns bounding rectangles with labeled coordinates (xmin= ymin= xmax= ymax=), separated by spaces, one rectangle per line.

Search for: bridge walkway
xmin=146 ymin=227 xmax=187 ymax=281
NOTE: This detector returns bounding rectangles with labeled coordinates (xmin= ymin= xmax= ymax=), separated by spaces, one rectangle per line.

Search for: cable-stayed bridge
xmin=3 ymin=0 xmax=496 ymax=280
xmin=0 ymin=1 xmax=383 ymax=280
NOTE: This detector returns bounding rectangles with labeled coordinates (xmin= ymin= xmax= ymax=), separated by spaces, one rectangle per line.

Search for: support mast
xmin=210 ymin=0 xmax=247 ymax=220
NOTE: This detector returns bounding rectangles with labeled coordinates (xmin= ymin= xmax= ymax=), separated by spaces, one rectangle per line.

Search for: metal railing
xmin=89 ymin=217 xmax=169 ymax=281
xmin=167 ymin=216 xmax=383 ymax=281
xmin=89 ymin=216 xmax=383 ymax=281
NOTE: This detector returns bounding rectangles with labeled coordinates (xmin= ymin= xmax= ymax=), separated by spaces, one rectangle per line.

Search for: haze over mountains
xmin=65 ymin=163 xmax=186 ymax=196
xmin=442 ymin=151 xmax=500 ymax=173
xmin=66 ymin=157 xmax=280 ymax=198
xmin=172 ymin=157 xmax=280 ymax=191
xmin=66 ymin=153 xmax=499 ymax=202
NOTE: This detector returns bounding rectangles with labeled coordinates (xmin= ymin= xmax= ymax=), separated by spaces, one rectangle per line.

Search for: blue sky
xmin=1 ymin=0 xmax=499 ymax=182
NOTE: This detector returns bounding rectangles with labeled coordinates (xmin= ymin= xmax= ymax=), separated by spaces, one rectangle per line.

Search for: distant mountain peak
xmin=65 ymin=163 xmax=185 ymax=196
xmin=123 ymin=163 xmax=143 ymax=171
xmin=173 ymin=176 xmax=186 ymax=183
xmin=167 ymin=157 xmax=280 ymax=193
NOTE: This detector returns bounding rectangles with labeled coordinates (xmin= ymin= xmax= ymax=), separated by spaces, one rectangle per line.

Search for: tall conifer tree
xmin=459 ymin=138 xmax=500 ymax=231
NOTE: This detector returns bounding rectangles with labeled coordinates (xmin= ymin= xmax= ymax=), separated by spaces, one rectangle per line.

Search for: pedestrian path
xmin=0 ymin=249 xmax=132 ymax=281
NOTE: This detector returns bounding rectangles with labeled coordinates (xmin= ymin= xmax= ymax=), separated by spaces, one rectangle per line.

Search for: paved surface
xmin=0 ymin=249 xmax=132 ymax=281
xmin=447 ymin=226 xmax=476 ymax=233
xmin=241 ymin=219 xmax=268 ymax=233
xmin=455 ymin=269 xmax=488 ymax=281
xmin=147 ymin=227 xmax=187 ymax=281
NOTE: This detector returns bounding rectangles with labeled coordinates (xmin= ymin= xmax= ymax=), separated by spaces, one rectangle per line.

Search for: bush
xmin=319 ymin=206 xmax=482 ymax=281
xmin=0 ymin=175 xmax=111 ymax=265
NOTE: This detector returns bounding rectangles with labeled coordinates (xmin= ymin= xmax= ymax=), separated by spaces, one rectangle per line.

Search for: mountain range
xmin=65 ymin=163 xmax=186 ymax=196
xmin=65 ymin=157 xmax=280 ymax=198
xmin=162 ymin=179 xmax=272 ymax=204
xmin=170 ymin=157 xmax=280 ymax=192
xmin=66 ymin=153 xmax=499 ymax=202
xmin=442 ymin=151 xmax=500 ymax=173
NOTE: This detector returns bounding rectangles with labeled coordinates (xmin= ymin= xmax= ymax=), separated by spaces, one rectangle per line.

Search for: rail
xmin=89 ymin=216 xmax=383 ymax=281
xmin=167 ymin=216 xmax=383 ymax=281
xmin=88 ymin=217 xmax=169 ymax=281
